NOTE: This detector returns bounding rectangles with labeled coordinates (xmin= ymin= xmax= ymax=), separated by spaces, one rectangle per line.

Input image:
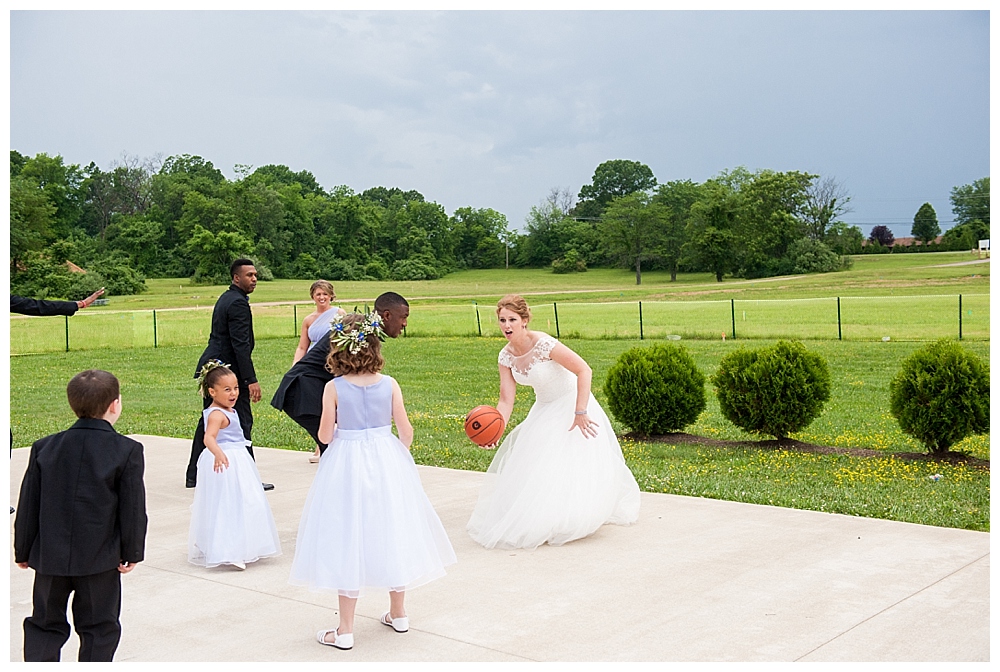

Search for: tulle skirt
xmin=188 ymin=441 xmax=282 ymax=567
xmin=467 ymin=392 xmax=641 ymax=550
xmin=289 ymin=426 xmax=456 ymax=597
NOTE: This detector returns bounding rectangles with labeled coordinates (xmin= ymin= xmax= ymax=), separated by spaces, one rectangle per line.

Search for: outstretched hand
xmin=78 ymin=288 xmax=105 ymax=309
xmin=570 ymin=412 xmax=599 ymax=439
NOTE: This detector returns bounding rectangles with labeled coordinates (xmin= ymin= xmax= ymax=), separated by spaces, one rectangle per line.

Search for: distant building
xmin=861 ymin=236 xmax=943 ymax=248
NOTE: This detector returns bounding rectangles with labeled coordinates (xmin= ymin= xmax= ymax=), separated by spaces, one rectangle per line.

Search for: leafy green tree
xmin=10 ymin=174 xmax=57 ymax=271
xmin=291 ymin=252 xmax=321 ymax=279
xmin=10 ymin=149 xmax=27 ymax=177
xmin=185 ymin=224 xmax=256 ymax=283
xmin=314 ymin=194 xmax=382 ymax=263
xmin=599 ymin=192 xmax=668 ymax=285
xmin=785 ymin=238 xmax=843 ymax=274
xmin=941 ymin=219 xmax=989 ymax=250
xmin=105 ymin=215 xmax=166 ymax=275
xmin=19 ymin=153 xmax=85 ymax=240
xmin=731 ymin=168 xmax=815 ymax=278
xmin=911 ymin=202 xmax=940 ymax=245
xmin=520 ymin=191 xmax=573 ymax=266
xmin=360 ymin=186 xmax=425 ymax=208
xmin=82 ymin=155 xmax=158 ymax=239
xmin=150 ymin=154 xmax=226 ymax=250
xmin=252 ymin=164 xmax=325 ymax=196
xmin=654 ymin=180 xmax=700 ymax=281
xmin=576 ymin=159 xmax=657 ymax=217
xmin=450 ymin=207 xmax=508 ymax=268
xmin=823 ymin=222 xmax=864 ymax=255
xmin=949 ymin=177 xmax=989 ymax=227
xmin=685 ymin=181 xmax=739 ymax=282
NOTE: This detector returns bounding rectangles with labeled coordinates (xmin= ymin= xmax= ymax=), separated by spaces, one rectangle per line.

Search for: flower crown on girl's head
xmin=329 ymin=311 xmax=387 ymax=355
xmin=197 ymin=359 xmax=231 ymax=397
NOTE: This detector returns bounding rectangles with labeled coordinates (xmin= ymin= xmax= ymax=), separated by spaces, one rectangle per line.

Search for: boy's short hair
xmin=67 ymin=370 xmax=120 ymax=419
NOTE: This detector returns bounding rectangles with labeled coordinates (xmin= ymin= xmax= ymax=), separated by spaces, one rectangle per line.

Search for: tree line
xmin=9 ymin=150 xmax=991 ymax=298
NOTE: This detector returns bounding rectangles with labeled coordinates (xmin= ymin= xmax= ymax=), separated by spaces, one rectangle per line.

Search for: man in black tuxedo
xmin=14 ymin=369 xmax=147 ymax=662
xmin=271 ymin=292 xmax=409 ymax=453
xmin=185 ymin=259 xmax=270 ymax=489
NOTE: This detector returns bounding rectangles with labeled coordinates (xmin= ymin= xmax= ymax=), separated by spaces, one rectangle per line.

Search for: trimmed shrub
xmin=711 ymin=340 xmax=831 ymax=439
xmin=88 ymin=254 xmax=147 ymax=295
xmin=889 ymin=339 xmax=990 ymax=453
xmin=552 ymin=249 xmax=588 ymax=274
xmin=322 ymin=258 xmax=366 ymax=281
xmin=605 ymin=343 xmax=706 ymax=435
xmin=786 ymin=238 xmax=842 ymax=274
xmin=390 ymin=255 xmax=442 ymax=281
xmin=364 ymin=258 xmax=390 ymax=281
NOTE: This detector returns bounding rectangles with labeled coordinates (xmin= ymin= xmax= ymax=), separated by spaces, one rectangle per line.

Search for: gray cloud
xmin=11 ymin=10 xmax=988 ymax=235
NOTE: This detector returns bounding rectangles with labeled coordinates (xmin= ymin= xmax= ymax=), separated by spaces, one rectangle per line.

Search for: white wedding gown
xmin=467 ymin=334 xmax=641 ymax=550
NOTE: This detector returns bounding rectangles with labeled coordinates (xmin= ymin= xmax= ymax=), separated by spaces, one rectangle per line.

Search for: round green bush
xmin=605 ymin=343 xmax=706 ymax=435
xmin=711 ymin=340 xmax=831 ymax=439
xmin=889 ymin=339 xmax=990 ymax=453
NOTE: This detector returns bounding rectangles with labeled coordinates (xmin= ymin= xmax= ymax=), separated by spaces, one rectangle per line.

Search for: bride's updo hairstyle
xmin=325 ymin=313 xmax=385 ymax=376
xmin=497 ymin=294 xmax=531 ymax=323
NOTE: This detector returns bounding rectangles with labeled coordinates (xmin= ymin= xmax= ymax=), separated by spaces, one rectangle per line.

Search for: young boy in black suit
xmin=13 ymin=369 xmax=147 ymax=662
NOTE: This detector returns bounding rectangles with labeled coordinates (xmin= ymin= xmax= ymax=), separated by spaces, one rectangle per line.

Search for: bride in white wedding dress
xmin=467 ymin=294 xmax=641 ymax=550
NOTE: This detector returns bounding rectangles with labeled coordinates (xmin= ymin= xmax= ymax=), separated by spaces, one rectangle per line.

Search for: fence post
xmin=293 ymin=304 xmax=297 ymax=336
xmin=638 ymin=301 xmax=644 ymax=340
xmin=153 ymin=310 xmax=158 ymax=348
xmin=474 ymin=301 xmax=482 ymax=337
xmin=731 ymin=299 xmax=736 ymax=340
xmin=837 ymin=297 xmax=842 ymax=341
xmin=553 ymin=302 xmax=560 ymax=339
xmin=65 ymin=314 xmax=69 ymax=352
xmin=959 ymin=294 xmax=963 ymax=340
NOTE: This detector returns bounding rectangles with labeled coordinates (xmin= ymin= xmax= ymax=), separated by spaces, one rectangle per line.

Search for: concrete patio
xmin=9 ymin=435 xmax=990 ymax=662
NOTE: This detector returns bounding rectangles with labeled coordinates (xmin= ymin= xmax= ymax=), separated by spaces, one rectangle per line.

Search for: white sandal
xmin=316 ymin=628 xmax=353 ymax=650
xmin=380 ymin=611 xmax=409 ymax=633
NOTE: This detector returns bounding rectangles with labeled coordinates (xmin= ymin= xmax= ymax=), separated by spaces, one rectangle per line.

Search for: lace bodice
xmin=498 ymin=334 xmax=577 ymax=403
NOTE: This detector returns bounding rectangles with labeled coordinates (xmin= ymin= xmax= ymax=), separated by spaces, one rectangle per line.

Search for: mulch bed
xmin=624 ymin=432 xmax=990 ymax=470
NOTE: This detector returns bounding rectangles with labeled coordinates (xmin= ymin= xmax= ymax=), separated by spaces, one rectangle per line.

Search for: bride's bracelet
xmin=574 ymin=410 xmax=588 ymax=415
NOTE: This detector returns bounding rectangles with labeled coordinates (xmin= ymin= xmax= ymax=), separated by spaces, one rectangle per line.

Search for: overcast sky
xmin=9 ymin=10 xmax=990 ymax=236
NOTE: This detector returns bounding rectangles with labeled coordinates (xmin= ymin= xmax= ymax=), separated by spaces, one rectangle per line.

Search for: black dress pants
xmin=24 ymin=568 xmax=122 ymax=662
xmin=186 ymin=383 xmax=254 ymax=485
xmin=282 ymin=383 xmax=329 ymax=454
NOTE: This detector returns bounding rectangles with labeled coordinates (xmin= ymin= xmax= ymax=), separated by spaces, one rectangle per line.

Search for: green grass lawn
xmin=10 ymin=336 xmax=989 ymax=532
xmin=21 ymin=250 xmax=992 ymax=310
xmin=9 ymin=251 xmax=989 ymax=353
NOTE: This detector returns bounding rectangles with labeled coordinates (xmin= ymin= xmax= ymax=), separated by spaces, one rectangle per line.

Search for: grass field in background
xmin=19 ymin=250 xmax=988 ymax=312
xmin=9 ymin=252 xmax=990 ymax=353
xmin=10 ymin=337 xmax=989 ymax=531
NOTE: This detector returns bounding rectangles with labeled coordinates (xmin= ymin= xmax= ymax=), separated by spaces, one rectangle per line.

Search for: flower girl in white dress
xmin=188 ymin=362 xmax=281 ymax=569
xmin=289 ymin=312 xmax=456 ymax=651
xmin=467 ymin=294 xmax=641 ymax=550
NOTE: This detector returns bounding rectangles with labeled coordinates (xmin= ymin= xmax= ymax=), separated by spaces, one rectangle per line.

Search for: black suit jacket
xmin=10 ymin=295 xmax=79 ymax=317
xmin=14 ymin=418 xmax=147 ymax=576
xmin=271 ymin=329 xmax=333 ymax=418
xmin=195 ymin=284 xmax=257 ymax=386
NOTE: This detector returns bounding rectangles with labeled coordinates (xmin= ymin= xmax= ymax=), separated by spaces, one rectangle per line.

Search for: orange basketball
xmin=465 ymin=405 xmax=505 ymax=446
